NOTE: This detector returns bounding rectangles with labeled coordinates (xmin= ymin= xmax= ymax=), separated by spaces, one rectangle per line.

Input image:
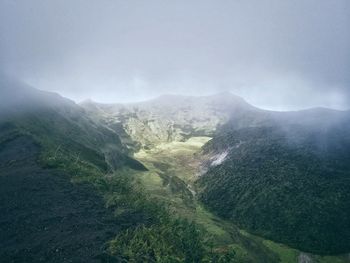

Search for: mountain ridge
xmin=81 ymin=92 xmax=349 ymax=149
xmin=0 ymin=81 xmax=239 ymax=262
xmin=81 ymin=91 xmax=350 ymax=255
xmin=1 ymin=81 xmax=350 ymax=260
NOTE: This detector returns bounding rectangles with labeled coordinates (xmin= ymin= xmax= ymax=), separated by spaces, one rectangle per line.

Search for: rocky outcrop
xmin=81 ymin=93 xmax=253 ymax=149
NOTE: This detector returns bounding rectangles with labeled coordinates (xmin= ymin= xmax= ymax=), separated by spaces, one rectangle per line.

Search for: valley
xmin=81 ymin=92 xmax=350 ymax=262
xmin=131 ymin=135 xmax=349 ymax=263
xmin=1 ymin=81 xmax=349 ymax=262
xmin=1 ymin=1 xmax=349 ymax=262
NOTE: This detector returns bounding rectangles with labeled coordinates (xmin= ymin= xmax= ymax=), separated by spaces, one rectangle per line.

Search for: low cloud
xmin=0 ymin=0 xmax=349 ymax=110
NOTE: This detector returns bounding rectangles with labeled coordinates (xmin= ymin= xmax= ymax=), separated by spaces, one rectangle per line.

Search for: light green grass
xmin=194 ymin=204 xmax=233 ymax=245
xmin=134 ymin=136 xmax=235 ymax=243
xmin=240 ymin=229 xmax=349 ymax=263
xmin=263 ymin=240 xmax=299 ymax=263
xmin=314 ymin=255 xmax=349 ymax=263
xmin=135 ymin=136 xmax=211 ymax=182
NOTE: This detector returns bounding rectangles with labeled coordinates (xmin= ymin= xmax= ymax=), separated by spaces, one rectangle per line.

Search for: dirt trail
xmin=0 ymin=136 xmax=120 ymax=262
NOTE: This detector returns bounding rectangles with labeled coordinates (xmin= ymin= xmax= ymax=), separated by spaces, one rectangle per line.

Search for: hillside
xmin=0 ymin=78 xmax=147 ymax=173
xmin=0 ymin=78 xmax=150 ymax=261
xmin=0 ymin=80 xmax=237 ymax=262
xmin=197 ymin=123 xmax=350 ymax=255
xmin=83 ymin=93 xmax=350 ymax=259
xmin=1 ymin=80 xmax=350 ymax=262
xmin=0 ymin=135 xmax=122 ymax=262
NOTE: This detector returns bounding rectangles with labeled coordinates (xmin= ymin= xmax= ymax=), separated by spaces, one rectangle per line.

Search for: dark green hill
xmin=0 ymin=77 xmax=147 ymax=174
xmin=0 ymin=135 xmax=124 ymax=262
xmin=0 ymin=77 xmax=150 ymax=261
xmin=197 ymin=123 xmax=350 ymax=255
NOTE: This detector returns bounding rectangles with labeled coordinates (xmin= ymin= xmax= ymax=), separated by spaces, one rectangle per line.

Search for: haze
xmin=0 ymin=0 xmax=349 ymax=111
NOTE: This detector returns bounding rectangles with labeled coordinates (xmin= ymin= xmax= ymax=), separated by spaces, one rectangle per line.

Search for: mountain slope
xmin=197 ymin=122 xmax=350 ymax=255
xmin=2 ymin=79 xmax=349 ymax=261
xmin=0 ymin=79 xmax=150 ymax=261
xmin=0 ymin=78 xmax=146 ymax=173
xmin=84 ymin=92 xmax=350 ymax=256
xmin=0 ymin=135 xmax=121 ymax=262
xmin=0 ymin=80 xmax=238 ymax=262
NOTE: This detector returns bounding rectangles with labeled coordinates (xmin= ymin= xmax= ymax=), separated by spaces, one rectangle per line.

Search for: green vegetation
xmin=197 ymin=126 xmax=350 ymax=255
xmin=0 ymin=123 xmax=236 ymax=261
xmin=0 ymin=88 xmax=237 ymax=261
xmin=80 ymin=169 xmax=233 ymax=262
xmin=2 ymin=86 xmax=349 ymax=262
xmin=109 ymin=217 xmax=237 ymax=262
xmin=83 ymin=93 xmax=350 ymax=259
xmin=134 ymin=136 xmax=330 ymax=263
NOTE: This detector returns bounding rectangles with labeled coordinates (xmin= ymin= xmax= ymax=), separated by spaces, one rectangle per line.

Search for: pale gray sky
xmin=0 ymin=0 xmax=349 ymax=110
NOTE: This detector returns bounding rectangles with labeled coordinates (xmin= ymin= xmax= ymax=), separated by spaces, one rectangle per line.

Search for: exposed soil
xmin=0 ymin=136 xmax=120 ymax=262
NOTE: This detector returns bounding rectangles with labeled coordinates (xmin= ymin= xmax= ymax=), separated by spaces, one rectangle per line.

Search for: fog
xmin=0 ymin=0 xmax=349 ymax=110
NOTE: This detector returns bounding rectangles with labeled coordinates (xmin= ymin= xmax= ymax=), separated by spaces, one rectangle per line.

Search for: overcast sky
xmin=0 ymin=0 xmax=349 ymax=110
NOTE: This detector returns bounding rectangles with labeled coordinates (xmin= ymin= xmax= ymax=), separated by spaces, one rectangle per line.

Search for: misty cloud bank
xmin=0 ymin=0 xmax=349 ymax=110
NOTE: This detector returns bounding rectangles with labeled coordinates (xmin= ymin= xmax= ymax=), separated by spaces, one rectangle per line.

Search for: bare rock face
xmin=81 ymin=93 xmax=253 ymax=149
xmin=298 ymin=253 xmax=312 ymax=263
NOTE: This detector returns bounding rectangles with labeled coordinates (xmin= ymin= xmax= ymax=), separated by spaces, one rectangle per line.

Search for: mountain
xmin=82 ymin=91 xmax=350 ymax=255
xmin=81 ymin=92 xmax=254 ymax=150
xmin=197 ymin=110 xmax=350 ymax=255
xmin=2 ymin=79 xmax=350 ymax=261
xmin=0 ymin=78 xmax=150 ymax=261
xmin=0 ymin=80 xmax=235 ymax=262
xmin=0 ymin=77 xmax=146 ymax=172
xmin=82 ymin=92 xmax=350 ymax=150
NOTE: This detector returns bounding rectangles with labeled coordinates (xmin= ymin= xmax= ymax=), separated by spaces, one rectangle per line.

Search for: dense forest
xmin=197 ymin=125 xmax=350 ymax=255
